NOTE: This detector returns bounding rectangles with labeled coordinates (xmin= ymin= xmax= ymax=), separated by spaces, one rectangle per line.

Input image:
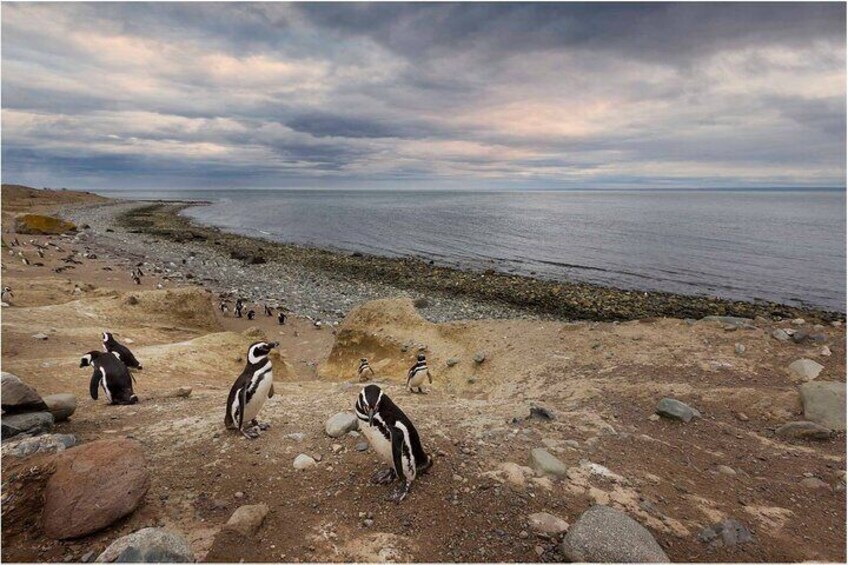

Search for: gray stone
xmin=1 ymin=411 xmax=54 ymax=440
xmin=95 ymin=528 xmax=194 ymax=562
xmin=530 ymin=448 xmax=567 ymax=477
xmin=655 ymin=398 xmax=700 ymax=423
xmin=772 ymin=329 xmax=790 ymax=342
xmin=527 ymin=512 xmax=569 ymax=536
xmin=1 ymin=433 xmax=77 ymax=458
xmin=561 ymin=505 xmax=669 ymax=563
xmin=446 ymin=357 xmax=460 ymax=367
xmin=473 ymin=352 xmax=486 ymax=364
xmin=716 ymin=465 xmax=736 ymax=476
xmin=293 ymin=454 xmax=316 ymax=469
xmin=224 ymin=503 xmax=268 ymax=537
xmin=701 ymin=316 xmax=753 ymax=328
xmin=32 ymin=333 xmax=49 ymax=340
xmin=43 ymin=394 xmax=77 ymax=422
xmin=734 ymin=343 xmax=746 ymax=355
xmin=1 ymin=372 xmax=48 ymax=414
xmin=325 ymin=412 xmax=359 ymax=438
xmin=799 ymin=381 xmax=846 ymax=431
xmin=698 ymin=519 xmax=753 ymax=547
xmin=356 ymin=441 xmax=369 ymax=452
xmin=775 ymin=421 xmax=832 ymax=441
xmin=285 ymin=433 xmax=306 ymax=442
xmin=800 ymin=477 xmax=831 ymax=490
xmin=787 ymin=359 xmax=824 ymax=382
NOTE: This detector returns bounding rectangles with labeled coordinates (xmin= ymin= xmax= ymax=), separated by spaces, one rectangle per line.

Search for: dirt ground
xmin=1 ymin=187 xmax=845 ymax=563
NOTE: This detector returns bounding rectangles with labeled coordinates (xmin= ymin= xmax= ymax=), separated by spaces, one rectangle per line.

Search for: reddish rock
xmin=41 ymin=439 xmax=149 ymax=539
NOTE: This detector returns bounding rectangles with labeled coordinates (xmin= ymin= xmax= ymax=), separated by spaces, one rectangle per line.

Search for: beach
xmin=1 ymin=184 xmax=845 ymax=562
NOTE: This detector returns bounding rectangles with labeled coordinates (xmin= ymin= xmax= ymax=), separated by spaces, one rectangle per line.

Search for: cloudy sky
xmin=2 ymin=2 xmax=845 ymax=191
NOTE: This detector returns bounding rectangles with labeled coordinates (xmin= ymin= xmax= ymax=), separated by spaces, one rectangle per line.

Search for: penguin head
xmin=80 ymin=351 xmax=101 ymax=367
xmin=247 ymin=341 xmax=278 ymax=364
xmin=360 ymin=384 xmax=384 ymax=425
xmin=102 ymin=331 xmax=114 ymax=344
xmin=417 ymin=353 xmax=426 ymax=362
xmin=360 ymin=358 xmax=368 ymax=363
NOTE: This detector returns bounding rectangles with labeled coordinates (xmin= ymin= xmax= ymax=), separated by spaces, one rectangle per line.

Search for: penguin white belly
xmin=362 ymin=423 xmax=394 ymax=464
xmin=408 ymin=371 xmax=428 ymax=388
xmin=242 ymin=373 xmax=272 ymax=423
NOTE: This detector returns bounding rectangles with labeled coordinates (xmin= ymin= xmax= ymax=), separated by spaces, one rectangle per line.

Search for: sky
xmin=1 ymin=2 xmax=846 ymax=191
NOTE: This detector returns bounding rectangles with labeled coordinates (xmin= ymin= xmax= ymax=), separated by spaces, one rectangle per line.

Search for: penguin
xmin=2 ymin=287 xmax=13 ymax=304
xmin=277 ymin=311 xmax=286 ymax=325
xmin=80 ymin=351 xmax=138 ymax=405
xmin=102 ymin=331 xmax=143 ymax=372
xmin=234 ymin=299 xmax=244 ymax=318
xmin=225 ymin=341 xmax=278 ymax=439
xmin=131 ymin=271 xmax=141 ymax=285
xmin=219 ymin=300 xmax=229 ymax=315
xmin=247 ymin=309 xmax=256 ymax=320
xmin=264 ymin=304 xmax=273 ymax=317
xmin=406 ymin=353 xmax=432 ymax=394
xmin=358 ymin=358 xmax=375 ymax=382
xmin=355 ymin=384 xmax=432 ymax=502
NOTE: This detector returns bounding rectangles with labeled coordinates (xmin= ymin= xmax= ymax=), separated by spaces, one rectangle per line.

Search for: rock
xmin=787 ymin=359 xmax=824 ymax=382
xmin=356 ymin=441 xmax=368 ymax=452
xmin=527 ymin=512 xmax=569 ymax=536
xmin=225 ymin=503 xmax=269 ymax=537
xmin=701 ymin=316 xmax=754 ymax=328
xmin=775 ymin=421 xmax=832 ymax=440
xmin=1 ymin=433 xmax=77 ymax=458
xmin=734 ymin=343 xmax=746 ymax=355
xmin=1 ymin=372 xmax=48 ymax=413
xmin=791 ymin=318 xmax=806 ymax=326
xmin=473 ymin=352 xmax=486 ymax=364
xmin=736 ymin=412 xmax=749 ymax=422
xmin=14 ymin=214 xmax=77 ymax=235
xmin=42 ymin=439 xmax=149 ymax=539
xmin=655 ymin=398 xmax=700 ymax=422
xmin=413 ymin=297 xmax=431 ymax=308
xmin=772 ymin=329 xmax=790 ymax=342
xmin=95 ymin=528 xmax=194 ymax=562
xmin=716 ymin=465 xmax=736 ymax=476
xmin=1 ymin=411 xmax=54 ymax=439
xmin=800 ymin=477 xmax=831 ymax=490
xmin=81 ymin=551 xmax=95 ymax=563
xmin=500 ymin=462 xmax=532 ymax=486
xmin=561 ymin=505 xmax=669 ymax=563
xmin=331 ymin=443 xmax=343 ymax=453
xmin=820 ymin=346 xmax=832 ymax=357
xmin=285 ymin=433 xmax=306 ymax=442
xmin=799 ymin=381 xmax=846 ymax=431
xmin=529 ymin=405 xmax=556 ymax=421
xmin=43 ymin=393 xmax=77 ymax=422
xmin=164 ymin=387 xmax=192 ymax=399
xmin=698 ymin=519 xmax=753 ymax=547
xmin=446 ymin=357 xmax=460 ymax=367
xmin=325 ymin=412 xmax=359 ymax=438
xmin=32 ymin=333 xmax=49 ymax=340
xmin=791 ymin=330 xmax=809 ymax=344
xmin=293 ymin=454 xmax=316 ymax=469
xmin=234 ymin=491 xmax=244 ymax=499
xmin=530 ymin=448 xmax=567 ymax=477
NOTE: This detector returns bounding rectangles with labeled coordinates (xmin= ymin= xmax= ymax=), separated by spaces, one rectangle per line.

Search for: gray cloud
xmin=1 ymin=2 xmax=845 ymax=190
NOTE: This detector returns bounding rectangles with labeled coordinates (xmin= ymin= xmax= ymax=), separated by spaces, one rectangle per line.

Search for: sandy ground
xmin=1 ymin=187 xmax=845 ymax=563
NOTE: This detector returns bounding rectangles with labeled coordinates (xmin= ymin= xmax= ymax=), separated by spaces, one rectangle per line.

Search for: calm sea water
xmin=97 ymin=189 xmax=846 ymax=312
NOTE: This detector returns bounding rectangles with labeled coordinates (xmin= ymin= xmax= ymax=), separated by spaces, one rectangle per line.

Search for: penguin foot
xmin=387 ymin=484 xmax=409 ymax=503
xmin=371 ymin=468 xmax=397 ymax=485
xmin=257 ymin=422 xmax=271 ymax=431
xmin=241 ymin=428 xmax=260 ymax=440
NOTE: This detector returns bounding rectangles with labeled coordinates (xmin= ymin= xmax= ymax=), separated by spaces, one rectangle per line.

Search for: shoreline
xmin=108 ymin=200 xmax=843 ymax=323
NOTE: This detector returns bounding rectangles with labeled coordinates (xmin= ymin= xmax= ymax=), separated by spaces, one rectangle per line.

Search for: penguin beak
xmin=367 ymin=408 xmax=374 ymax=426
xmin=270 ymin=342 xmax=279 ymax=348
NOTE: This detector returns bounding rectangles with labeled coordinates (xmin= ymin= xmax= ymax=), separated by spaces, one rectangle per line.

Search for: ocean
xmin=96 ymin=189 xmax=846 ymax=312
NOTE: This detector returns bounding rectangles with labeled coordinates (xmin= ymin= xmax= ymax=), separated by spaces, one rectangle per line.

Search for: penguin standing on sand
xmin=80 ymin=351 xmax=138 ymax=404
xmin=225 ymin=341 xmax=278 ymax=439
xmin=2 ymin=287 xmax=13 ymax=304
xmin=102 ymin=331 xmax=143 ymax=372
xmin=264 ymin=304 xmax=273 ymax=317
xmin=355 ymin=384 xmax=432 ymax=502
xmin=247 ymin=309 xmax=256 ymax=320
xmin=358 ymin=358 xmax=375 ymax=382
xmin=234 ymin=298 xmax=244 ymax=318
xmin=131 ymin=270 xmax=141 ymax=285
xmin=277 ymin=311 xmax=286 ymax=325
xmin=219 ymin=300 xmax=229 ymax=315
xmin=406 ymin=353 xmax=432 ymax=394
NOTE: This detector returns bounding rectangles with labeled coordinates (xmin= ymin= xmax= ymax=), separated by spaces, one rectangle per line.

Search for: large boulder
xmin=1 ymin=411 xmax=54 ymax=440
xmin=42 ymin=439 xmax=150 ymax=539
xmin=656 ymin=398 xmax=700 ymax=423
xmin=787 ymin=359 xmax=824 ymax=383
xmin=530 ymin=448 xmax=567 ymax=477
xmin=1 ymin=372 xmax=48 ymax=414
xmin=561 ymin=505 xmax=669 ymax=563
xmin=1 ymin=433 xmax=77 ymax=458
xmin=43 ymin=393 xmax=77 ymax=422
xmin=799 ymin=381 xmax=846 ymax=431
xmin=325 ymin=412 xmax=359 ymax=438
xmin=775 ymin=421 xmax=832 ymax=441
xmin=14 ymin=213 xmax=77 ymax=235
xmin=95 ymin=528 xmax=194 ymax=562
xmin=224 ymin=503 xmax=269 ymax=537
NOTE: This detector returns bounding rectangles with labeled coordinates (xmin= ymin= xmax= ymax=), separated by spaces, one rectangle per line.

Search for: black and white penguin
xmin=234 ymin=298 xmax=244 ymax=318
xmin=357 ymin=358 xmax=375 ymax=382
xmin=247 ymin=309 xmax=256 ymax=320
xmin=277 ymin=311 xmax=286 ymax=325
xmin=219 ymin=300 xmax=229 ymax=314
xmin=264 ymin=304 xmax=273 ymax=317
xmin=2 ymin=287 xmax=13 ymax=304
xmin=225 ymin=341 xmax=278 ymax=439
xmin=406 ymin=353 xmax=432 ymax=394
xmin=355 ymin=384 xmax=432 ymax=502
xmin=102 ymin=331 xmax=143 ymax=371
xmin=131 ymin=270 xmax=141 ymax=285
xmin=80 ymin=351 xmax=138 ymax=405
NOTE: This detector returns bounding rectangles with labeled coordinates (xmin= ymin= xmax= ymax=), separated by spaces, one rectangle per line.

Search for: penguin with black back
xmin=406 ymin=353 xmax=432 ymax=393
xmin=355 ymin=384 xmax=432 ymax=502
xmin=102 ymin=331 xmax=143 ymax=372
xmin=80 ymin=351 xmax=138 ymax=404
xmin=225 ymin=341 xmax=278 ymax=439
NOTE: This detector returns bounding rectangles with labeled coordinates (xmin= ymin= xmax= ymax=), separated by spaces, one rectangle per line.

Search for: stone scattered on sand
xmin=95 ymin=528 xmax=194 ymax=563
xmin=530 ymin=448 xmax=567 ymax=477
xmin=561 ymin=505 xmax=669 ymax=563
xmin=736 ymin=412 xmax=749 ymax=422
xmin=799 ymin=381 xmax=846 ymax=431
xmin=716 ymin=465 xmax=737 ymax=476
xmin=772 ymin=329 xmax=790 ymax=342
xmin=529 ymin=405 xmax=556 ymax=421
xmin=356 ymin=441 xmax=369 ymax=452
xmin=775 ymin=421 xmax=832 ymax=441
xmin=31 ymin=333 xmax=49 ymax=340
xmin=820 ymin=346 xmax=832 ymax=357
xmin=655 ymin=398 xmax=700 ymax=423
xmin=446 ymin=357 xmax=460 ymax=367
xmin=15 ymin=214 xmax=77 ymax=235
xmin=43 ymin=393 xmax=77 ymax=422
xmin=325 ymin=412 xmax=359 ymax=438
xmin=1 ymin=411 xmax=54 ymax=440
xmin=163 ymin=387 xmax=192 ymax=399
xmin=701 ymin=316 xmax=754 ymax=328
xmin=473 ymin=351 xmax=486 ymax=364
xmin=1 ymin=372 xmax=48 ymax=414
xmin=800 ymin=477 xmax=831 ymax=491
xmin=787 ymin=359 xmax=824 ymax=382
xmin=285 ymin=432 xmax=306 ymax=442
xmin=293 ymin=454 xmax=317 ymax=470
xmin=500 ymin=462 xmax=533 ymax=487
xmin=734 ymin=343 xmax=746 ymax=355
xmin=1 ymin=433 xmax=78 ymax=458
xmin=527 ymin=512 xmax=569 ymax=536
xmin=225 ymin=503 xmax=269 ymax=537
xmin=42 ymin=439 xmax=149 ymax=540
xmin=698 ymin=519 xmax=753 ymax=547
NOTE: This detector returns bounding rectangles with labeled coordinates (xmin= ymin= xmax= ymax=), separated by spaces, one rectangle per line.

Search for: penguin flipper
xmin=237 ymin=385 xmax=247 ymax=431
xmin=390 ymin=426 xmax=407 ymax=485
xmin=268 ymin=383 xmax=275 ymax=398
xmin=89 ymin=370 xmax=99 ymax=400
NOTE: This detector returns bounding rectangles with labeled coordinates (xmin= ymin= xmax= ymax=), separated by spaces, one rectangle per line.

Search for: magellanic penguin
xmin=102 ymin=331 xmax=143 ymax=372
xmin=357 ymin=358 xmax=375 ymax=382
xmin=1 ymin=286 xmax=13 ymax=304
xmin=406 ymin=353 xmax=432 ymax=393
xmin=225 ymin=341 xmax=278 ymax=439
xmin=277 ymin=311 xmax=286 ymax=325
xmin=80 ymin=351 xmax=139 ymax=405
xmin=355 ymin=384 xmax=432 ymax=502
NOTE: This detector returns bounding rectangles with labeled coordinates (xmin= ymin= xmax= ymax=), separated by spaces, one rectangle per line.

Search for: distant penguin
xmin=264 ymin=304 xmax=273 ymax=317
xmin=225 ymin=341 xmax=278 ymax=439
xmin=80 ymin=351 xmax=138 ymax=405
xmin=358 ymin=358 xmax=375 ymax=382
xmin=247 ymin=309 xmax=256 ymax=320
xmin=234 ymin=299 xmax=244 ymax=318
xmin=355 ymin=384 xmax=432 ymax=502
xmin=219 ymin=300 xmax=229 ymax=314
xmin=277 ymin=311 xmax=286 ymax=325
xmin=406 ymin=353 xmax=432 ymax=394
xmin=131 ymin=271 xmax=141 ymax=285
xmin=102 ymin=331 xmax=143 ymax=371
xmin=2 ymin=287 xmax=12 ymax=304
